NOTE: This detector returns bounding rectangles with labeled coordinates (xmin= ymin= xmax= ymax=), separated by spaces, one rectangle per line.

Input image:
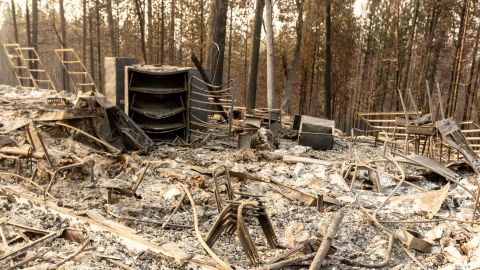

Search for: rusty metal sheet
xmin=397 ymin=229 xmax=434 ymax=252
xmin=394 ymin=154 xmax=458 ymax=180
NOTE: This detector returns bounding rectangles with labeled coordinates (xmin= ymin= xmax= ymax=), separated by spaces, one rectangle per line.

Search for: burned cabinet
xmin=124 ymin=66 xmax=191 ymax=141
xmin=298 ymin=116 xmax=335 ymax=150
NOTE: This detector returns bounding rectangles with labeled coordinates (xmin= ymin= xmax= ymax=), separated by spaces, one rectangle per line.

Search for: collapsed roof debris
xmin=1 ymin=82 xmax=480 ymax=269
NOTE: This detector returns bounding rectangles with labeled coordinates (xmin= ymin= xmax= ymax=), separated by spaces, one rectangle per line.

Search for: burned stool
xmin=205 ymin=165 xmax=278 ymax=265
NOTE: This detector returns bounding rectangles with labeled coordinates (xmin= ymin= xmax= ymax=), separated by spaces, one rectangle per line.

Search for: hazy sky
xmin=354 ymin=0 xmax=368 ymax=17
xmin=0 ymin=0 xmax=369 ymax=31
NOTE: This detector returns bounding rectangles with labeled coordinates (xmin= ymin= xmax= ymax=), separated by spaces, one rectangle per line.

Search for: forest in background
xmin=0 ymin=0 xmax=478 ymax=132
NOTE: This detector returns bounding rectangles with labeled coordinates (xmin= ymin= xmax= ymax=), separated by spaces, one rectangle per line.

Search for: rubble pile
xmin=1 ymin=85 xmax=480 ymax=269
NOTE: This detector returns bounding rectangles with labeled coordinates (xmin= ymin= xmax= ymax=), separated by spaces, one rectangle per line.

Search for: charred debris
xmin=1 ymin=46 xmax=480 ymax=269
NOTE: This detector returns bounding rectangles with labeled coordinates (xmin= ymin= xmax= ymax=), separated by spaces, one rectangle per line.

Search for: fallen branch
xmin=229 ymin=170 xmax=270 ymax=183
xmin=259 ymin=253 xmax=315 ymax=270
xmin=0 ymin=172 xmax=44 ymax=191
xmin=381 ymin=218 xmax=480 ymax=225
xmin=399 ymin=245 xmax=427 ymax=270
xmin=51 ymin=238 xmax=92 ymax=269
xmin=105 ymin=209 xmax=191 ymax=229
xmin=309 ymin=209 xmax=344 ymax=270
xmin=98 ymin=255 xmax=135 ymax=270
xmin=162 ymin=191 xmax=186 ymax=229
xmin=358 ymin=206 xmax=426 ymax=269
xmin=55 ymin=122 xmax=121 ymax=154
xmin=132 ymin=162 xmax=150 ymax=193
xmin=5 ymin=249 xmax=47 ymax=270
xmin=0 ymin=231 xmax=61 ymax=261
xmin=266 ymin=242 xmax=311 ymax=264
xmin=194 ymin=167 xmax=338 ymax=207
xmin=341 ymin=234 xmax=393 ymax=268
xmin=0 ymin=147 xmax=45 ymax=159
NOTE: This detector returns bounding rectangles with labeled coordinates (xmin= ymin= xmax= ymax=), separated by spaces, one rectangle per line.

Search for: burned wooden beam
xmin=308 ymin=209 xmax=344 ymax=270
xmin=55 ymin=122 xmax=122 ymax=154
xmin=0 ymin=231 xmax=61 ymax=262
xmin=52 ymin=238 xmax=92 ymax=268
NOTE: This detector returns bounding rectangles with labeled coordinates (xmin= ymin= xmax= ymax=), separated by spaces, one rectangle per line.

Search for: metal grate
xmin=188 ymin=76 xmax=235 ymax=143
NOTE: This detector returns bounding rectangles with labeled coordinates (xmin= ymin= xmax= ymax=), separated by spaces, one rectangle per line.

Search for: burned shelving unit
xmin=188 ymin=77 xmax=234 ymax=143
xmin=124 ymin=66 xmax=192 ymax=142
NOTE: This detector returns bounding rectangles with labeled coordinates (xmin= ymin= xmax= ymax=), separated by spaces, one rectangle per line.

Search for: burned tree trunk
xmin=464 ymin=10 xmax=480 ymax=121
xmin=447 ymin=0 xmax=471 ymax=117
xmin=199 ymin=0 xmax=205 ymax=64
xmin=246 ymin=0 xmax=264 ymax=110
xmin=95 ymin=0 xmax=103 ymax=89
xmin=11 ymin=0 xmax=19 ymax=43
xmin=31 ymin=0 xmax=38 ymax=49
xmin=402 ymin=0 xmax=419 ymax=95
xmin=416 ymin=2 xmax=440 ymax=110
xmin=147 ymin=0 xmax=153 ymax=61
xmin=26 ymin=0 xmax=31 ymax=47
xmin=178 ymin=1 xmax=184 ymax=66
xmin=191 ymin=54 xmax=229 ymax=120
xmin=265 ymin=0 xmax=275 ymax=110
xmin=226 ymin=3 xmax=233 ymax=80
xmin=88 ymin=3 xmax=95 ymax=82
xmin=281 ymin=0 xmax=303 ymax=114
xmin=31 ymin=0 xmax=38 ymax=76
xmin=59 ymin=0 xmax=70 ymax=91
xmin=82 ymin=0 xmax=87 ymax=64
xmin=160 ymin=0 xmax=165 ymax=64
xmin=107 ymin=0 xmax=117 ymax=56
xmin=205 ymin=0 xmax=229 ymax=87
xmin=169 ymin=0 xmax=175 ymax=65
xmin=324 ymin=0 xmax=332 ymax=119
xmin=133 ymin=0 xmax=148 ymax=64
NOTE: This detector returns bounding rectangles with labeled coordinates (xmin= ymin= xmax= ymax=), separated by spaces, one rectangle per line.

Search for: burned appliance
xmin=298 ymin=115 xmax=335 ymax=150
